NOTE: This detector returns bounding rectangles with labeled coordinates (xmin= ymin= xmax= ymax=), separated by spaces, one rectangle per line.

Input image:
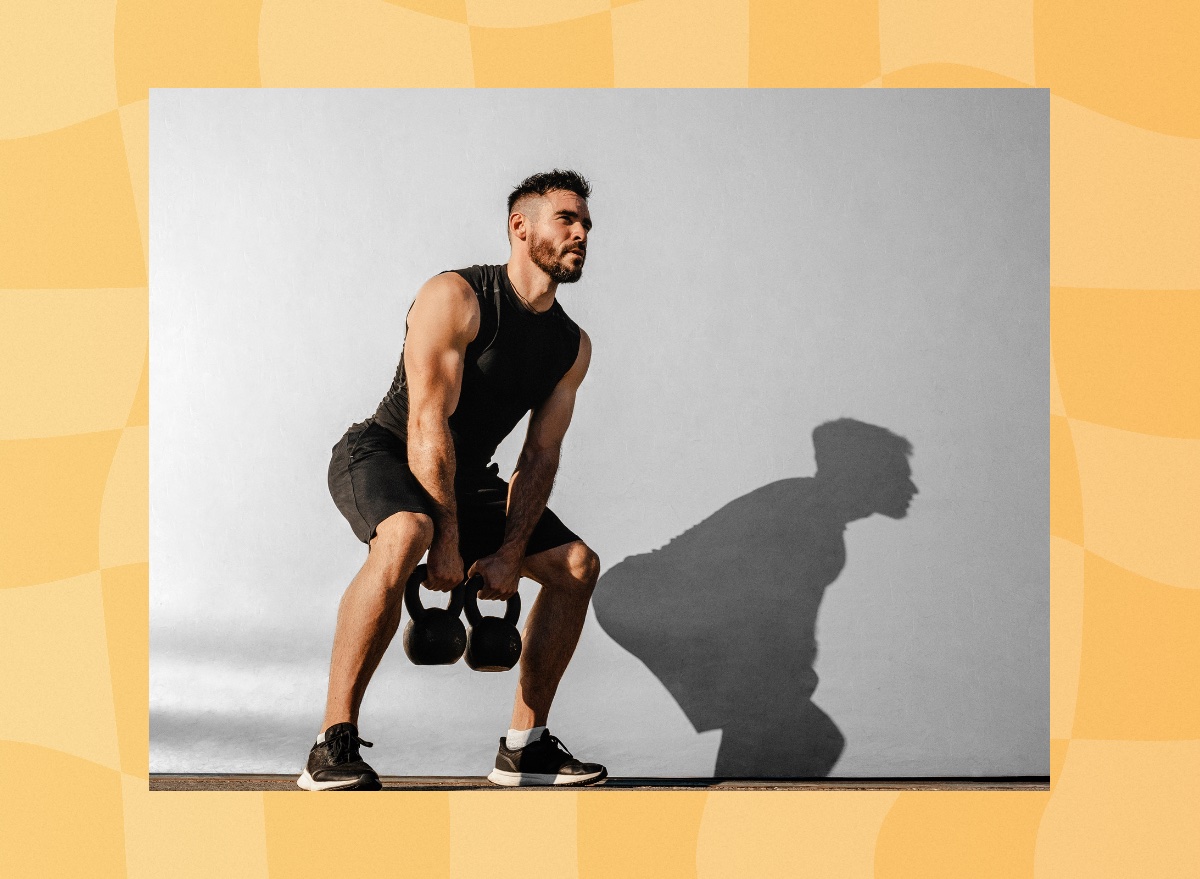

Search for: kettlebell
xmin=463 ymin=575 xmax=523 ymax=672
xmin=402 ymin=564 xmax=467 ymax=665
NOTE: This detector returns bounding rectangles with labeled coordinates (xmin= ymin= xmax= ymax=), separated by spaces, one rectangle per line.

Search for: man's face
xmin=525 ymin=190 xmax=591 ymax=284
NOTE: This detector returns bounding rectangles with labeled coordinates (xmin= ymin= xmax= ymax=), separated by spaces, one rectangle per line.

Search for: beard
xmin=529 ymin=231 xmax=585 ymax=284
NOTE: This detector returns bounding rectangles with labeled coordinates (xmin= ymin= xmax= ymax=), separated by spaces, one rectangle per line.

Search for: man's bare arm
xmin=471 ymin=330 xmax=592 ymax=599
xmin=404 ymin=273 xmax=479 ymax=591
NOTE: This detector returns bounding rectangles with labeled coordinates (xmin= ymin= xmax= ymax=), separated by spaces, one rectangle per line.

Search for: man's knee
xmin=561 ymin=542 xmax=601 ymax=595
xmin=370 ymin=511 xmax=434 ymax=572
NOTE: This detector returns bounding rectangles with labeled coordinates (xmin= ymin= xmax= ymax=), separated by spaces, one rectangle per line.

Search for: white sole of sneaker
xmin=296 ymin=769 xmax=380 ymax=791
xmin=487 ymin=767 xmax=607 ymax=787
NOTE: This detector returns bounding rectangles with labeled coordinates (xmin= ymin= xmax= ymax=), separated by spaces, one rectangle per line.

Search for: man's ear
xmin=509 ymin=213 xmax=527 ymax=242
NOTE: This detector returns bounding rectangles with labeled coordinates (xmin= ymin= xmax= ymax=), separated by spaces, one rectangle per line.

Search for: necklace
xmin=512 ymin=284 xmax=550 ymax=315
xmin=513 ymin=287 xmax=536 ymax=311
xmin=504 ymin=264 xmax=550 ymax=314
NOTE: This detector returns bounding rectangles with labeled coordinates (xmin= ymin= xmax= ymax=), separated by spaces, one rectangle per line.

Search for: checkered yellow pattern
xmin=2 ymin=0 xmax=1197 ymax=875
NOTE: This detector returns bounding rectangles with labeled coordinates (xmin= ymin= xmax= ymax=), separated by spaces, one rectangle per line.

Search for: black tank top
xmin=372 ymin=264 xmax=583 ymax=470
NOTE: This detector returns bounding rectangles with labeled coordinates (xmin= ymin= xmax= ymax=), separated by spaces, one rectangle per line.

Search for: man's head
xmin=812 ymin=418 xmax=917 ymax=520
xmin=507 ymin=170 xmax=592 ymax=284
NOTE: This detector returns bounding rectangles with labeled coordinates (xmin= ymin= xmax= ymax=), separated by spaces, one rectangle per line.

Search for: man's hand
xmin=468 ymin=547 xmax=523 ymax=601
xmin=425 ymin=535 xmax=464 ymax=592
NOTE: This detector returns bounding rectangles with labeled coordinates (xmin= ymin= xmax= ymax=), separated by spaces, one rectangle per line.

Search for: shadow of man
xmin=592 ymin=419 xmax=917 ymax=777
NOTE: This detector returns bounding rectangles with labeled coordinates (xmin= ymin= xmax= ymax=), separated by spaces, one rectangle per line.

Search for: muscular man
xmin=299 ymin=170 xmax=606 ymax=790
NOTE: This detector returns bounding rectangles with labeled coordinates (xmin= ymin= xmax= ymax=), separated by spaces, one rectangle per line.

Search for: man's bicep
xmin=404 ymin=275 xmax=478 ymax=424
xmin=405 ymin=344 xmax=465 ymax=421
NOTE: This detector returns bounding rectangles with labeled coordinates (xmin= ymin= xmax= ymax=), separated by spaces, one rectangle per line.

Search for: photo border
xmin=2 ymin=2 xmax=1195 ymax=875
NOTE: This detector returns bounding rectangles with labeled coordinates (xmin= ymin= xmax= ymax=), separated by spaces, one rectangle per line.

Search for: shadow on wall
xmin=592 ymin=419 xmax=917 ymax=778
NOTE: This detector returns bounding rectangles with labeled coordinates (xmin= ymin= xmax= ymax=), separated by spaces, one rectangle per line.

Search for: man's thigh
xmin=456 ymin=469 xmax=580 ymax=568
xmin=328 ymin=420 xmax=437 ymax=544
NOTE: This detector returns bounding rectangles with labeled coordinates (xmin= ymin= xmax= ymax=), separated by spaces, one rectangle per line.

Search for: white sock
xmin=506 ymin=726 xmax=546 ymax=749
xmin=317 ymin=724 xmax=350 ymax=745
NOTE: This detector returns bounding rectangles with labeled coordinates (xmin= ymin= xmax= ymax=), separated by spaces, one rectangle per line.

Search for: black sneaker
xmin=296 ymin=722 xmax=383 ymax=791
xmin=488 ymin=730 xmax=608 ymax=787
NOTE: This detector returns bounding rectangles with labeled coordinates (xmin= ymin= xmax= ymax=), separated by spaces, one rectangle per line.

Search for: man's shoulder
xmin=411 ymin=272 xmax=482 ymax=334
xmin=439 ymin=264 xmax=501 ymax=289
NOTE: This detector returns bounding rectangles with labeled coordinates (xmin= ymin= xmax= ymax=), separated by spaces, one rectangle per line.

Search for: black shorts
xmin=327 ymin=419 xmax=580 ymax=565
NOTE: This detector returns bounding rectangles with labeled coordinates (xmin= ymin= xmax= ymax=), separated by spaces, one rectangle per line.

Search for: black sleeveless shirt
xmin=372 ymin=264 xmax=583 ymax=470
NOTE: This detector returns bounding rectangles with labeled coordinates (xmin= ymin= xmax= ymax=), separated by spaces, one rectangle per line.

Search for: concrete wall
xmin=150 ymin=89 xmax=1048 ymax=777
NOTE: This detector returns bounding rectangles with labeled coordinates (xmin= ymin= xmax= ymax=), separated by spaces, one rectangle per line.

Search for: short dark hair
xmin=812 ymin=418 xmax=912 ymax=476
xmin=507 ymin=169 xmax=592 ymax=218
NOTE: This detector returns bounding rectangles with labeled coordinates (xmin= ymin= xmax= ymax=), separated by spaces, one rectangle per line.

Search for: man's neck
xmin=505 ymin=259 xmax=558 ymax=313
xmin=811 ymin=476 xmax=873 ymax=527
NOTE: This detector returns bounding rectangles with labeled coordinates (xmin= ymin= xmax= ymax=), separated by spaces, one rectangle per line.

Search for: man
xmin=299 ymin=169 xmax=606 ymax=790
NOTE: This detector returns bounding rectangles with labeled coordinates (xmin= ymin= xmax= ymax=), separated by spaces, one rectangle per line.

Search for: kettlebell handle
xmin=463 ymin=574 xmax=521 ymax=626
xmin=404 ymin=564 xmax=466 ymax=621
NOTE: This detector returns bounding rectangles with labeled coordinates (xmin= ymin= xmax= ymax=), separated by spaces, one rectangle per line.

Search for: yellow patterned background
xmin=1 ymin=0 xmax=1197 ymax=875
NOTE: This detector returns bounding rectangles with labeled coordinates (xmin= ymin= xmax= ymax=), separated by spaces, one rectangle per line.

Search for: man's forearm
xmin=407 ymin=420 xmax=459 ymax=542
xmin=500 ymin=447 xmax=560 ymax=558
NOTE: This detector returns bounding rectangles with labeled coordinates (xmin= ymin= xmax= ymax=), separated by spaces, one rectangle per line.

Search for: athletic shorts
xmin=327 ymin=419 xmax=580 ymax=565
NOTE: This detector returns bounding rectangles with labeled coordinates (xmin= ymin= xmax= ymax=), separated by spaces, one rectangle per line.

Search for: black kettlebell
xmin=463 ymin=575 xmax=522 ymax=672
xmin=402 ymin=564 xmax=467 ymax=665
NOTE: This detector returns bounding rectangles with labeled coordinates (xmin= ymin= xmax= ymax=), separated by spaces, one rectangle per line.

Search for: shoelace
xmin=328 ymin=731 xmax=374 ymax=764
xmin=545 ymin=734 xmax=575 ymax=761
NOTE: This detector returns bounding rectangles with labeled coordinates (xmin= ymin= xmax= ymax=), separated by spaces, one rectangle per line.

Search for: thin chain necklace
xmin=512 ymin=283 xmax=550 ymax=314
xmin=504 ymin=263 xmax=551 ymax=314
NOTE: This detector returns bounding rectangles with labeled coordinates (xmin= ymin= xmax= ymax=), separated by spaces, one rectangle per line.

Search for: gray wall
xmin=150 ymin=89 xmax=1048 ymax=777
